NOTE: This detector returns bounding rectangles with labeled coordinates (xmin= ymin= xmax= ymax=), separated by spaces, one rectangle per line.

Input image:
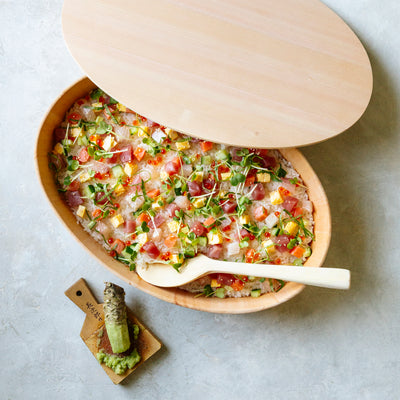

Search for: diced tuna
xmin=207 ymin=244 xmax=223 ymax=259
xmin=251 ymin=183 xmax=265 ymax=201
xmin=282 ymin=196 xmax=299 ymax=213
xmin=142 ymin=242 xmax=160 ymax=259
xmin=66 ymin=191 xmax=83 ymax=207
xmin=191 ymin=221 xmax=206 ymax=237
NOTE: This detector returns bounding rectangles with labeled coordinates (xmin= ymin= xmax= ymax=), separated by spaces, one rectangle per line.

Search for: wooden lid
xmin=62 ymin=0 xmax=372 ymax=148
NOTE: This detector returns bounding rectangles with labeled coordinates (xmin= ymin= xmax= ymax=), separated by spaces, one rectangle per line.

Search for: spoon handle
xmin=210 ymin=262 xmax=350 ymax=290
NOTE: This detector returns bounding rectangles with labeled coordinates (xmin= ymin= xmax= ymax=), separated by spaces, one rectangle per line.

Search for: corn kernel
xmin=76 ymin=205 xmax=86 ymax=218
xmin=270 ymin=190 xmax=284 ymax=205
xmin=53 ymin=143 xmax=64 ymax=154
xmin=175 ymin=141 xmax=190 ymax=151
xmin=110 ymin=214 xmax=124 ymax=228
xmin=284 ymin=221 xmax=299 ymax=236
xmin=256 ymin=172 xmax=271 ymax=183
xmin=192 ymin=198 xmax=206 ymax=208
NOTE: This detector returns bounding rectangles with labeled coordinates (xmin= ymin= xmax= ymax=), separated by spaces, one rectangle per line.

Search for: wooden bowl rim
xmin=35 ymin=76 xmax=331 ymax=314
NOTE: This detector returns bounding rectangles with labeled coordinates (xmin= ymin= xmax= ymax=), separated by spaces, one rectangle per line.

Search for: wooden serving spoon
xmin=136 ymin=255 xmax=350 ymax=290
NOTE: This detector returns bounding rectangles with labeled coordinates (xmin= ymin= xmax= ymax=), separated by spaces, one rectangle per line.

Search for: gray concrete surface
xmin=0 ymin=1 xmax=399 ymax=399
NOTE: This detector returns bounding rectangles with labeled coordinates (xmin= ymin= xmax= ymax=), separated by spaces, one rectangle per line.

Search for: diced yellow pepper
xmin=70 ymin=127 xmax=83 ymax=137
xmin=239 ymin=215 xmax=250 ymax=225
xmin=116 ymin=103 xmax=126 ymax=112
xmin=211 ymin=279 xmax=221 ymax=288
xmin=256 ymin=172 xmax=271 ymax=183
xmin=165 ymin=128 xmax=178 ymax=140
xmin=114 ymin=184 xmax=125 ymax=196
xmin=137 ymin=233 xmax=149 ymax=246
xmin=110 ymin=214 xmax=124 ymax=228
xmin=91 ymin=102 xmax=103 ymax=109
xmin=79 ymin=172 xmax=92 ymax=183
xmin=207 ymin=230 xmax=223 ymax=245
xmin=284 ymin=221 xmax=299 ymax=236
xmin=167 ymin=220 xmax=180 ymax=233
xmin=192 ymin=171 xmax=204 ymax=182
xmin=53 ymin=143 xmax=64 ymax=154
xmin=262 ymin=239 xmax=276 ymax=255
xmin=137 ymin=125 xmax=150 ymax=137
xmin=192 ymin=198 xmax=206 ymax=209
xmin=270 ymin=190 xmax=284 ymax=205
xmin=175 ymin=141 xmax=190 ymax=151
xmin=76 ymin=205 xmax=86 ymax=218
xmin=124 ymin=162 xmax=138 ymax=177
xmin=220 ymin=172 xmax=232 ymax=181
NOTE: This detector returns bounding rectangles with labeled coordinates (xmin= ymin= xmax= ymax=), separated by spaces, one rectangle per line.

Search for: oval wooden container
xmin=35 ymin=77 xmax=331 ymax=314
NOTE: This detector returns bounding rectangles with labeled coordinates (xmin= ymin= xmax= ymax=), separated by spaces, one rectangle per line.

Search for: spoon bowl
xmin=137 ymin=255 xmax=350 ymax=290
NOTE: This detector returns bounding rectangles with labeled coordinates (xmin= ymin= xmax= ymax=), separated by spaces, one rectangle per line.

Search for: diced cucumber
xmin=184 ymin=246 xmax=196 ymax=258
xmin=111 ymin=165 xmax=125 ymax=179
xmin=83 ymin=184 xmax=95 ymax=199
xmin=130 ymin=127 xmax=139 ymax=136
xmin=215 ymin=149 xmax=229 ymax=161
xmin=251 ymin=289 xmax=261 ymax=298
xmin=77 ymin=135 xmax=89 ymax=146
xmin=166 ymin=195 xmax=175 ymax=204
xmin=214 ymin=288 xmax=226 ymax=298
xmin=304 ymin=247 xmax=312 ymax=258
xmin=287 ymin=238 xmax=297 ymax=250
xmin=293 ymin=259 xmax=303 ymax=266
xmin=271 ymin=227 xmax=280 ymax=236
xmin=248 ymin=276 xmax=256 ymax=281
xmin=197 ymin=236 xmax=207 ymax=247
xmin=201 ymin=155 xmax=211 ymax=165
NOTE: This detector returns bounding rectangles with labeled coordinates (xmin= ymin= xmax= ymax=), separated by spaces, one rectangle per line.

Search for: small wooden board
xmin=62 ymin=0 xmax=372 ymax=148
xmin=65 ymin=278 xmax=162 ymax=384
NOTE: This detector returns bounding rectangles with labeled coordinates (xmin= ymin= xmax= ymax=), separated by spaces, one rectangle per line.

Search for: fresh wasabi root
xmin=103 ymin=282 xmax=131 ymax=354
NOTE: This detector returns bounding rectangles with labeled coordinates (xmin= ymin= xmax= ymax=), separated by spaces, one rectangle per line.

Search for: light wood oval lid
xmin=62 ymin=0 xmax=372 ymax=148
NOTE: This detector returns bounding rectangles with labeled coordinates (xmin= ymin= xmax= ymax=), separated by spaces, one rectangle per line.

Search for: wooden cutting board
xmin=65 ymin=278 xmax=162 ymax=384
xmin=62 ymin=0 xmax=372 ymax=148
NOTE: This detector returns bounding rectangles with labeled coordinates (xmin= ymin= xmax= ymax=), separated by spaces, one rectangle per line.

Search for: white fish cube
xmin=264 ymin=213 xmax=279 ymax=229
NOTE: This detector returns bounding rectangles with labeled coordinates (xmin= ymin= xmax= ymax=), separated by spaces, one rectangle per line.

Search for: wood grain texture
xmin=36 ymin=77 xmax=331 ymax=313
xmin=62 ymin=0 xmax=372 ymax=148
xmin=65 ymin=278 xmax=162 ymax=384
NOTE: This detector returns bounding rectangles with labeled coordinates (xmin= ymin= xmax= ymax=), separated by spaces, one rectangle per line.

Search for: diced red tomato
xmin=142 ymin=242 xmax=160 ymax=259
xmin=290 ymin=246 xmax=305 ymax=258
xmin=231 ymin=279 xmax=245 ymax=291
xmin=66 ymin=180 xmax=80 ymax=191
xmin=254 ymin=205 xmax=268 ymax=221
xmin=244 ymin=175 xmax=255 ymax=187
xmin=111 ymin=239 xmax=125 ymax=254
xmin=133 ymin=147 xmax=146 ymax=161
xmin=92 ymin=209 xmax=102 ymax=219
xmin=67 ymin=112 xmax=81 ymax=124
xmin=200 ymin=141 xmax=213 ymax=152
xmin=147 ymin=188 xmax=160 ymax=199
xmin=136 ymin=213 xmax=151 ymax=225
xmin=204 ymin=216 xmax=216 ymax=227
xmin=164 ymin=234 xmax=178 ymax=248
xmin=78 ymin=147 xmax=90 ymax=163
